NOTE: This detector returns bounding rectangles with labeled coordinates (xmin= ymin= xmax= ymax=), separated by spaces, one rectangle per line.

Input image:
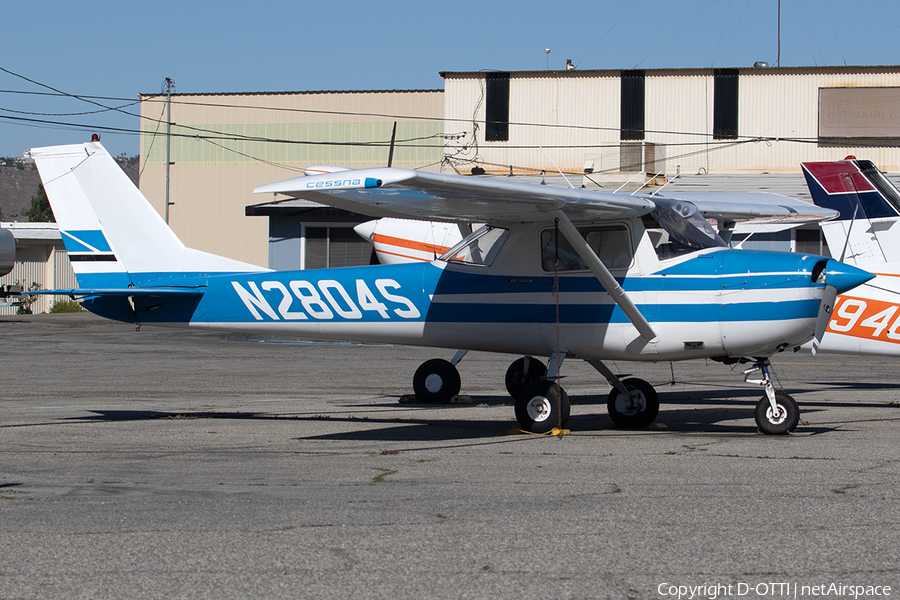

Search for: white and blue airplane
xmin=28 ymin=141 xmax=873 ymax=435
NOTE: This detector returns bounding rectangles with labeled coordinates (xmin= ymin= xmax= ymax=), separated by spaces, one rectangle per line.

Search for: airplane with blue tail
xmin=27 ymin=141 xmax=872 ymax=435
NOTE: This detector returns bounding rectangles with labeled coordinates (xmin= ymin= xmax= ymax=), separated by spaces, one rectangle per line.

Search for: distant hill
xmin=0 ymin=159 xmax=139 ymax=222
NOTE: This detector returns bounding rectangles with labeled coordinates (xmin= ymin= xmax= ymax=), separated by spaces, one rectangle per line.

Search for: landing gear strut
xmin=744 ymin=358 xmax=799 ymax=435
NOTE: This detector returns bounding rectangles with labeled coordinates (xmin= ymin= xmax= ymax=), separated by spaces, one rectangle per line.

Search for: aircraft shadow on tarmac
xmin=59 ymin=382 xmax=900 ymax=441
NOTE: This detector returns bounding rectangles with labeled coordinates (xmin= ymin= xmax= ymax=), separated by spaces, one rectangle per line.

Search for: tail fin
xmin=28 ymin=141 xmax=266 ymax=290
xmin=801 ymin=159 xmax=900 ymax=266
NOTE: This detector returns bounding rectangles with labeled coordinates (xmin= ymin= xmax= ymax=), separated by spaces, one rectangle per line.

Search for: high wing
xmin=254 ymin=168 xmax=655 ymax=223
xmin=634 ymin=190 xmax=839 ymax=223
xmin=255 ymin=168 xmax=838 ymax=225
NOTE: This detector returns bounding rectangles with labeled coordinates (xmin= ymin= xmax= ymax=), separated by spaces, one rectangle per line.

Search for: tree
xmin=23 ymin=184 xmax=55 ymax=222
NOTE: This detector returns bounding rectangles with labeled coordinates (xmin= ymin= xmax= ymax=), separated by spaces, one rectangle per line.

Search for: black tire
xmin=755 ymin=392 xmax=799 ymax=435
xmin=514 ymin=379 xmax=570 ymax=434
xmin=412 ymin=359 xmax=461 ymax=403
xmin=606 ymin=378 xmax=659 ymax=429
xmin=504 ymin=356 xmax=548 ymax=397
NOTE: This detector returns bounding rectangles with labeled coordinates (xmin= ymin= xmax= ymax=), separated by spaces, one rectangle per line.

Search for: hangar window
xmin=713 ymin=69 xmax=739 ymax=140
xmin=620 ymin=70 xmax=645 ymax=141
xmin=485 ymin=72 xmax=510 ymax=142
xmin=304 ymin=227 xmax=373 ymax=269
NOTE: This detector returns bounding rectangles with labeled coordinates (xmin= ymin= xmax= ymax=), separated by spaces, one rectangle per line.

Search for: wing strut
xmin=551 ymin=210 xmax=657 ymax=340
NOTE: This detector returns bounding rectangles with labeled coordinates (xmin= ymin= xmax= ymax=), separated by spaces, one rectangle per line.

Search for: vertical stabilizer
xmin=802 ymin=159 xmax=900 ymax=266
xmin=29 ymin=141 xmax=266 ymax=289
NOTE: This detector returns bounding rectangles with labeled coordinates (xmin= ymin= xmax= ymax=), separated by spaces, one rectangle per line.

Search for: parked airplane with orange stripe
xmin=353 ymin=218 xmax=459 ymax=263
xmin=802 ymin=158 xmax=900 ymax=356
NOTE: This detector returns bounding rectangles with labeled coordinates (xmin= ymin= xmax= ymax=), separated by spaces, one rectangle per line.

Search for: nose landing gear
xmin=744 ymin=358 xmax=799 ymax=435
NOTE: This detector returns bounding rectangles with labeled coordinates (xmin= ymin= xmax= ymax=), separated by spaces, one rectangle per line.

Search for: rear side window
xmin=540 ymin=226 xmax=632 ymax=272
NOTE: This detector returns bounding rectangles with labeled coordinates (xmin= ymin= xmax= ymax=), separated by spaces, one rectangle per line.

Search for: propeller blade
xmin=811 ymin=284 xmax=838 ymax=356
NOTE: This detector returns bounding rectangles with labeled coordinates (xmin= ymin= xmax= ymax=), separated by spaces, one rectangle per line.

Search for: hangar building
xmin=138 ymin=89 xmax=445 ymax=269
xmin=135 ymin=65 xmax=900 ymax=272
xmin=4 ymin=64 xmax=899 ymax=314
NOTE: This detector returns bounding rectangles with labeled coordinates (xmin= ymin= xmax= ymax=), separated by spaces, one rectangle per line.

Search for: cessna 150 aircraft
xmin=28 ymin=141 xmax=872 ymax=435
xmin=801 ymin=157 xmax=900 ymax=356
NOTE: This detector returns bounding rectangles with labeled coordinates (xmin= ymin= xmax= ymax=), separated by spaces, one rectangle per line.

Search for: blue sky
xmin=1 ymin=0 xmax=898 ymax=159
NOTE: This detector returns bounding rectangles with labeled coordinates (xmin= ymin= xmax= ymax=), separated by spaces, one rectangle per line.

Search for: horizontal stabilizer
xmin=30 ymin=287 xmax=205 ymax=298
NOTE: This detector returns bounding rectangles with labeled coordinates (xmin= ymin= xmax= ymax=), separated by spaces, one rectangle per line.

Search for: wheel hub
xmin=526 ymin=396 xmax=552 ymax=422
xmin=616 ymin=389 xmax=646 ymax=416
xmin=424 ymin=373 xmax=444 ymax=393
xmin=766 ymin=404 xmax=787 ymax=425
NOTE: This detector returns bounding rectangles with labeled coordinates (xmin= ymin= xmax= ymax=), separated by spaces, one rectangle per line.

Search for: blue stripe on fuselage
xmin=78 ymin=250 xmax=825 ymax=327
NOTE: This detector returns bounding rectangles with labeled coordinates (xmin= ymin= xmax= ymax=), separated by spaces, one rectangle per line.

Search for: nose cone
xmin=823 ymin=259 xmax=874 ymax=294
xmin=353 ymin=219 xmax=378 ymax=243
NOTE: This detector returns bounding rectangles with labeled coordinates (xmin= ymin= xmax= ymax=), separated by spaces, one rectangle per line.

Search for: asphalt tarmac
xmin=1 ymin=313 xmax=898 ymax=599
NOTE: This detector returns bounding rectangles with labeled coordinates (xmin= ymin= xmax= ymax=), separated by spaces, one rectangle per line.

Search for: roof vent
xmin=754 ymin=61 xmax=769 ymax=68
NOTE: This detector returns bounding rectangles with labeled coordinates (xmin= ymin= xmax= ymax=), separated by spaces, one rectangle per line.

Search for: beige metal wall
xmin=139 ymin=90 xmax=444 ymax=267
xmin=443 ymin=66 xmax=900 ymax=177
xmin=0 ymin=237 xmax=75 ymax=315
xmin=443 ymin=72 xmax=621 ymax=175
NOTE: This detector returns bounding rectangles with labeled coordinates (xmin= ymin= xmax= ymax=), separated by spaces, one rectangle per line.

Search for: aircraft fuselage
xmin=85 ymin=220 xmax=835 ymax=363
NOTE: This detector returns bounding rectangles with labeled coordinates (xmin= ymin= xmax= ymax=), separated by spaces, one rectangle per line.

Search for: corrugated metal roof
xmin=139 ymin=89 xmax=443 ymax=99
xmin=1 ymin=222 xmax=61 ymax=241
xmin=440 ymin=65 xmax=900 ymax=79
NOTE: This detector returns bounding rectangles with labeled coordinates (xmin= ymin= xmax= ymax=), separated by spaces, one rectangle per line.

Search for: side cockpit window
xmin=540 ymin=225 xmax=632 ymax=272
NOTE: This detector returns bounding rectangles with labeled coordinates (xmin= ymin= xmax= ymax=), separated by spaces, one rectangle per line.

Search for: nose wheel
xmin=754 ymin=391 xmax=799 ymax=435
xmin=744 ymin=358 xmax=800 ymax=435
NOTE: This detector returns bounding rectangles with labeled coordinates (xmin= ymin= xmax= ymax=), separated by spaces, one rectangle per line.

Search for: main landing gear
xmin=412 ymin=350 xmax=467 ymax=403
xmin=508 ymin=353 xmax=570 ymax=433
xmin=408 ymin=353 xmax=798 ymax=435
xmin=586 ymin=359 xmax=660 ymax=429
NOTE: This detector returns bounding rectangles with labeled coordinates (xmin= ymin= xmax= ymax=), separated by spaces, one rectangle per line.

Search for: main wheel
xmin=514 ymin=379 xmax=570 ymax=434
xmin=606 ymin=378 xmax=659 ymax=429
xmin=755 ymin=392 xmax=799 ymax=435
xmin=504 ymin=356 xmax=548 ymax=397
xmin=412 ymin=359 xmax=461 ymax=403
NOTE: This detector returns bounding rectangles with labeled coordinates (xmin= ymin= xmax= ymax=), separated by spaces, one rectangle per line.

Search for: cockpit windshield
xmin=438 ymin=225 xmax=509 ymax=266
xmin=642 ymin=197 xmax=727 ymax=260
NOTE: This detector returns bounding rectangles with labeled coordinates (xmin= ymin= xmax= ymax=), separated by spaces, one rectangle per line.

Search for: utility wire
xmin=633 ymin=0 xmax=721 ymax=68
xmin=574 ymin=0 xmax=640 ymax=69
